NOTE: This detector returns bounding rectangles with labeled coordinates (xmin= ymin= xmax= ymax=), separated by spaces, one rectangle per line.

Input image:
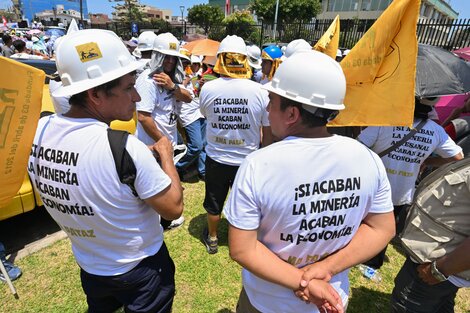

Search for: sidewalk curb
xmin=7 ymin=230 xmax=68 ymax=261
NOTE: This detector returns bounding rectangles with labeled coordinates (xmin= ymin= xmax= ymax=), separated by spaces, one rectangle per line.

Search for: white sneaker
xmin=168 ymin=216 xmax=185 ymax=229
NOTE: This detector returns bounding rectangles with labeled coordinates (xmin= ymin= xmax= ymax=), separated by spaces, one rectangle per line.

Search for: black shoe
xmin=202 ymin=228 xmax=218 ymax=254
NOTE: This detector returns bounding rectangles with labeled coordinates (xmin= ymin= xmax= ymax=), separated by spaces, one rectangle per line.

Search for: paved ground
xmin=0 ymin=207 xmax=64 ymax=261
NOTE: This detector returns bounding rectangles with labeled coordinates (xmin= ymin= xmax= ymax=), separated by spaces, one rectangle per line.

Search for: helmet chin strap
xmin=301 ymin=103 xmax=339 ymax=121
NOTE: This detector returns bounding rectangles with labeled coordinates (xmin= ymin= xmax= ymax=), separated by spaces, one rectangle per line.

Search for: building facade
xmin=208 ymin=0 xmax=251 ymax=15
xmin=12 ymin=0 xmax=88 ymax=23
xmin=317 ymin=0 xmax=458 ymax=20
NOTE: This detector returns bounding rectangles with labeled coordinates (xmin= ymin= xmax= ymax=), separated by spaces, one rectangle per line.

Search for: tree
xmin=187 ymin=4 xmax=224 ymax=35
xmin=223 ymin=10 xmax=260 ymax=44
xmin=250 ymin=0 xmax=321 ymax=24
xmin=110 ymin=0 xmax=145 ymax=22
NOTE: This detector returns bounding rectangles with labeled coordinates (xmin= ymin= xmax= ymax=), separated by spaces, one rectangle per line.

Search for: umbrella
xmin=416 ymin=44 xmax=470 ymax=98
xmin=453 ymin=47 xmax=470 ymax=61
xmin=183 ymin=39 xmax=220 ymax=57
xmin=27 ymin=29 xmax=42 ymax=35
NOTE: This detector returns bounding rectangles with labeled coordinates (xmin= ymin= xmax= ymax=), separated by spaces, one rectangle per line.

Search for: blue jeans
xmin=176 ymin=118 xmax=206 ymax=175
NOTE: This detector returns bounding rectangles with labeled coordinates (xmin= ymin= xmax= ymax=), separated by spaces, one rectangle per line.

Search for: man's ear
xmin=86 ymin=88 xmax=101 ymax=106
xmin=286 ymin=105 xmax=301 ymax=126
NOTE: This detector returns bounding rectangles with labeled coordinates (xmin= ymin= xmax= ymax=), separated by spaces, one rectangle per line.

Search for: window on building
xmin=361 ymin=0 xmax=372 ymax=11
xmin=378 ymin=0 xmax=392 ymax=10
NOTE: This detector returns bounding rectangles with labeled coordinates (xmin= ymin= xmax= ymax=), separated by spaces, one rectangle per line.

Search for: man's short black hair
xmin=2 ymin=34 xmax=12 ymax=44
xmin=12 ymin=39 xmax=26 ymax=52
xmin=69 ymin=76 xmax=125 ymax=107
xmin=279 ymin=96 xmax=338 ymax=127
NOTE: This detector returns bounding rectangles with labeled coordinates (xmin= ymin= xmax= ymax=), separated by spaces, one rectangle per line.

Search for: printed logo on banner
xmin=0 ymin=88 xmax=19 ymax=148
xmin=75 ymin=42 xmax=103 ymax=63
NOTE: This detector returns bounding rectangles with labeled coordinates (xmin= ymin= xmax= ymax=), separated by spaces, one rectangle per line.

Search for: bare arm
xmin=261 ymin=126 xmax=273 ymax=147
xmin=228 ymin=225 xmax=343 ymax=311
xmin=422 ymin=152 xmax=463 ymax=168
xmin=153 ymin=73 xmax=193 ymax=103
xmin=300 ymin=212 xmax=395 ymax=283
xmin=417 ymin=237 xmax=470 ymax=285
xmin=137 ymin=111 xmax=165 ymax=142
xmin=441 ymin=97 xmax=470 ymax=127
xmin=143 ymin=137 xmax=183 ymax=220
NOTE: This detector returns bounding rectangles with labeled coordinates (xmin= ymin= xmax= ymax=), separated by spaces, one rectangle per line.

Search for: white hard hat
xmin=263 ymin=50 xmax=345 ymax=111
xmin=217 ymin=35 xmax=247 ymax=56
xmin=336 ymin=49 xmax=342 ymax=58
xmin=190 ymin=55 xmax=202 ymax=64
xmin=342 ymin=49 xmax=350 ymax=57
xmin=53 ymin=29 xmax=145 ymax=97
xmin=247 ymin=45 xmax=262 ymax=69
xmin=136 ymin=31 xmax=157 ymax=52
xmin=153 ymin=32 xmax=185 ymax=58
xmin=285 ymin=39 xmax=311 ymax=58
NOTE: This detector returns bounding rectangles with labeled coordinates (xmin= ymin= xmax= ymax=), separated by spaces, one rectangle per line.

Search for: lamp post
xmin=273 ymin=0 xmax=279 ymax=41
xmin=180 ymin=5 xmax=185 ymax=35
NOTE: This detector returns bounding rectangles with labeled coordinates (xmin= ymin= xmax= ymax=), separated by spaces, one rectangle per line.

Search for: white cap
xmin=342 ymin=49 xmax=350 ymax=57
xmin=53 ymin=29 xmax=145 ymax=97
xmin=336 ymin=49 xmax=342 ymax=58
xmin=136 ymin=31 xmax=157 ymax=52
xmin=263 ymin=50 xmax=346 ymax=111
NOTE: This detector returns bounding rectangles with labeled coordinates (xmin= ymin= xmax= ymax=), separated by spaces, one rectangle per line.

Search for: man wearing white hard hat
xmin=247 ymin=45 xmax=262 ymax=82
xmin=133 ymin=30 xmax=157 ymax=60
xmin=135 ymin=32 xmax=192 ymax=230
xmin=223 ymin=50 xmax=395 ymax=313
xmin=199 ymin=35 xmax=272 ymax=254
xmin=28 ymin=29 xmax=183 ymax=313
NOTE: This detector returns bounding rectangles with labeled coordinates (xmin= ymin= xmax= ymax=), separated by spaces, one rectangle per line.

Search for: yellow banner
xmin=313 ymin=15 xmax=340 ymax=59
xmin=0 ymin=57 xmax=44 ymax=207
xmin=330 ymin=0 xmax=420 ymax=127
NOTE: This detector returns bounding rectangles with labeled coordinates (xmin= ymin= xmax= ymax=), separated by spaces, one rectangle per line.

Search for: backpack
xmin=107 ymin=129 xmax=138 ymax=197
xmin=399 ymin=157 xmax=470 ymax=280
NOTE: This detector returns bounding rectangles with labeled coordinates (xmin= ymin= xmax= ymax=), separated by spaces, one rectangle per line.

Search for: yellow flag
xmin=313 ymin=15 xmax=340 ymax=59
xmin=330 ymin=0 xmax=420 ymax=127
xmin=0 ymin=57 xmax=44 ymax=207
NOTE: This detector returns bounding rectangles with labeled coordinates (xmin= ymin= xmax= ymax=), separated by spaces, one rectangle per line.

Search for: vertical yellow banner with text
xmin=330 ymin=0 xmax=420 ymax=127
xmin=313 ymin=15 xmax=340 ymax=60
xmin=0 ymin=57 xmax=44 ymax=206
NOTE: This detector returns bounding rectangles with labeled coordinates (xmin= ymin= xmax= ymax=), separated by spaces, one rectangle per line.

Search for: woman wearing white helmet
xmin=30 ymin=29 xmax=183 ymax=313
xmin=224 ymin=50 xmax=395 ymax=313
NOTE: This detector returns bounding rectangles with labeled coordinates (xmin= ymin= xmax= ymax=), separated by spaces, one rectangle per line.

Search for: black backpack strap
xmin=107 ymin=129 xmax=138 ymax=197
xmin=378 ymin=119 xmax=427 ymax=157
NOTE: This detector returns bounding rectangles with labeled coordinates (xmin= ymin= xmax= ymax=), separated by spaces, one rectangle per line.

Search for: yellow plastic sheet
xmin=330 ymin=0 xmax=420 ymax=127
xmin=0 ymin=57 xmax=44 ymax=206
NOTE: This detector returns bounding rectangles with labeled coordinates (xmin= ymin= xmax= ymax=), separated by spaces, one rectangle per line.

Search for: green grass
xmin=1 ymin=180 xmax=469 ymax=312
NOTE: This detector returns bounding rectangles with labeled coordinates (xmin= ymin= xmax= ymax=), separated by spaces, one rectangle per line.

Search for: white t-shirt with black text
xmin=224 ymin=135 xmax=393 ymax=313
xmin=28 ymin=115 xmax=171 ymax=276
xmin=358 ymin=119 xmax=462 ymax=205
xmin=199 ymin=77 xmax=270 ymax=166
xmin=135 ymin=68 xmax=181 ymax=145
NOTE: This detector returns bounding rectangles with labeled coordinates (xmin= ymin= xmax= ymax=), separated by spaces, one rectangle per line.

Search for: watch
xmin=170 ymin=84 xmax=180 ymax=92
xmin=430 ymin=260 xmax=448 ymax=282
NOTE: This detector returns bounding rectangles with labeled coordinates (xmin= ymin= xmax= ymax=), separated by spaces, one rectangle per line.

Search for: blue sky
xmin=0 ymin=0 xmax=468 ymax=19
xmin=88 ymin=0 xmax=209 ymax=16
xmin=87 ymin=0 xmax=469 ymax=19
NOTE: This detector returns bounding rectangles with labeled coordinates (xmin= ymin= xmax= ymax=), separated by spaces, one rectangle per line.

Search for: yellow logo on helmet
xmin=75 ymin=42 xmax=103 ymax=63
xmin=169 ymin=42 xmax=177 ymax=50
